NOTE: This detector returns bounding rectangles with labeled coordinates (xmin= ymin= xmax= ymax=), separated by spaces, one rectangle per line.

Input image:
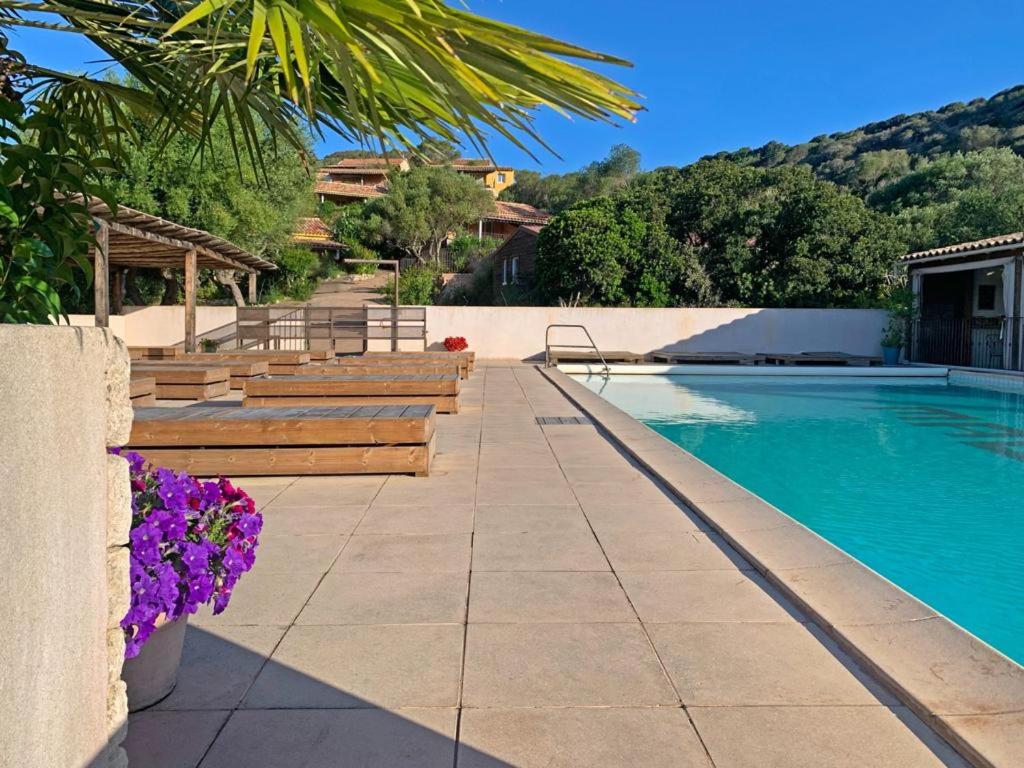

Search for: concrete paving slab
xmin=355 ymin=504 xmax=475 ymax=534
xmin=620 ymin=570 xmax=800 ymax=623
xmin=469 ymin=571 xmax=636 ymax=624
xmin=462 ymin=622 xmax=677 ymax=707
xmin=597 ymin=531 xmax=749 ymax=572
xmin=296 ymin=571 xmax=469 ymax=625
xmin=472 ymin=531 xmax=609 ymax=571
xmin=334 ymin=533 xmax=472 ymax=573
xmin=247 ymin=534 xmax=347 ymax=574
xmin=583 ymin=502 xmax=709 ymax=533
xmin=258 ymin=504 xmax=367 ymax=537
xmin=124 ymin=709 xmax=229 ymax=768
xmin=201 ymin=708 xmax=457 ymax=768
xmin=244 ymin=625 xmax=464 ymax=709
xmin=690 ymin=705 xmax=968 ymax=768
xmin=457 ymin=707 xmax=712 ymax=768
xmin=191 ymin=569 xmax=323 ymax=627
xmin=473 ymin=504 xmax=590 ymax=533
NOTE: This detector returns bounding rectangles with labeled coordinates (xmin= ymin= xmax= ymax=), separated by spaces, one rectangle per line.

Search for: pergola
xmin=84 ymin=199 xmax=276 ymax=352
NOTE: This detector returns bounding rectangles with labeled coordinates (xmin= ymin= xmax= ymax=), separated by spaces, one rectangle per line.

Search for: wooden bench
xmin=244 ymin=374 xmax=460 ymax=414
xmin=181 ymin=351 xmax=312 ymax=375
xmin=650 ymin=351 xmax=765 ymax=365
xmin=365 ymin=351 xmax=474 ymax=374
xmin=762 ymin=352 xmax=882 ymax=366
xmin=129 ymin=377 xmax=157 ymax=407
xmin=548 ymin=350 xmax=644 ymax=364
xmin=129 ymin=366 xmax=231 ymax=400
xmin=315 ymin=359 xmax=463 ymax=378
xmin=129 ymin=346 xmax=182 ymax=361
xmin=127 ymin=405 xmax=436 ymax=476
xmin=132 ymin=360 xmax=269 ymax=390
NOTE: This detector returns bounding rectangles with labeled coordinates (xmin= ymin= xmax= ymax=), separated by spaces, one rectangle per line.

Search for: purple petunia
xmin=111 ymin=450 xmax=261 ymax=659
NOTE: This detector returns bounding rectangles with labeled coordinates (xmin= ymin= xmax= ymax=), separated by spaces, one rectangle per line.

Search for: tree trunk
xmin=125 ymin=268 xmax=145 ymax=306
xmin=159 ymin=269 xmax=180 ymax=305
xmin=217 ymin=271 xmax=247 ymax=307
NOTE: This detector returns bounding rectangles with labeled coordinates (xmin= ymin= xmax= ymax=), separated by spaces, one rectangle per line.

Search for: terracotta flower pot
xmin=121 ymin=615 xmax=188 ymax=711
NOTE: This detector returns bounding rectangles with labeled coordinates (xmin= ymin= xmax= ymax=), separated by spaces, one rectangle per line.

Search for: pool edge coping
xmin=540 ymin=365 xmax=1023 ymax=768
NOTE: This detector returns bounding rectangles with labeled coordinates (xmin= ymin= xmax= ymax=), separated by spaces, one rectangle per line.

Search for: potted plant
xmin=444 ymin=336 xmax=468 ymax=352
xmin=880 ymin=286 xmax=917 ymax=366
xmin=113 ymin=450 xmax=261 ymax=710
xmin=199 ymin=338 xmax=219 ymax=352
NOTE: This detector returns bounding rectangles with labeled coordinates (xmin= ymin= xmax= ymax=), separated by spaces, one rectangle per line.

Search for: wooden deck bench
xmin=133 ymin=360 xmax=269 ymax=390
xmin=762 ymin=352 xmax=882 ymax=366
xmin=365 ymin=350 xmax=474 ymax=374
xmin=128 ymin=346 xmax=182 ymax=361
xmin=129 ymin=377 xmax=157 ymax=407
xmin=650 ymin=351 xmax=765 ymax=365
xmin=181 ymin=351 xmax=311 ymax=375
xmin=129 ymin=365 xmax=231 ymax=400
xmin=127 ymin=405 xmax=436 ymax=476
xmin=548 ymin=350 xmax=644 ymax=365
xmin=317 ymin=358 xmax=464 ymax=378
xmin=243 ymin=374 xmax=460 ymax=414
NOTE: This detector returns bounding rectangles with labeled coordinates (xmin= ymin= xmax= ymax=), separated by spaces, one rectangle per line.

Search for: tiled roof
xmin=315 ymin=180 xmax=387 ymax=199
xmin=450 ymin=160 xmax=514 ymax=173
xmin=486 ymin=201 xmax=550 ymax=225
xmin=291 ymin=217 xmax=344 ymax=248
xmin=492 ymin=224 xmax=541 ymax=262
xmin=902 ymin=232 xmax=1024 ymax=262
xmin=322 ymin=157 xmax=407 ymax=171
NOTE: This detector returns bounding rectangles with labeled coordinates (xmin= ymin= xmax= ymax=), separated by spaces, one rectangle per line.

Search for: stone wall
xmin=0 ymin=326 xmax=133 ymax=768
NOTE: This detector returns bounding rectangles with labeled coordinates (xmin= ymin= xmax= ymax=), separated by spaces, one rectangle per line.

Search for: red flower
xmin=444 ymin=336 xmax=468 ymax=352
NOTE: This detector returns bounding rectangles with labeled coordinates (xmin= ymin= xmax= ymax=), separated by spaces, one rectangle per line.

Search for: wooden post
xmin=184 ymin=249 xmax=197 ymax=353
xmin=94 ymin=220 xmax=109 ymax=328
xmin=248 ymin=272 xmax=257 ymax=305
xmin=392 ymin=261 xmax=399 ymax=351
xmin=111 ymin=269 xmax=124 ymax=315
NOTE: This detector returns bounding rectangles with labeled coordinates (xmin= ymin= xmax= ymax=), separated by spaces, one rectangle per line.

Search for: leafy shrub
xmin=380 ymin=263 xmax=441 ymax=305
xmin=344 ymin=242 xmax=379 ymax=274
xmin=112 ymin=450 xmax=261 ymax=658
xmin=447 ymin=234 xmax=502 ymax=272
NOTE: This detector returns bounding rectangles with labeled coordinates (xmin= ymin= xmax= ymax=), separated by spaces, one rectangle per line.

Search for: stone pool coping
xmin=540 ymin=366 xmax=1024 ymax=768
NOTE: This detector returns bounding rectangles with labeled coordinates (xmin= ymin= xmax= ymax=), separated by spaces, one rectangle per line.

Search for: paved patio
xmin=125 ymin=366 xmax=968 ymax=768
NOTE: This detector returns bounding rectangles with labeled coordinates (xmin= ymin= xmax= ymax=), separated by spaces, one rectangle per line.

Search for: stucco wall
xmin=423 ymin=306 xmax=890 ymax=360
xmin=0 ymin=326 xmax=133 ymax=768
xmin=68 ymin=305 xmax=237 ymax=347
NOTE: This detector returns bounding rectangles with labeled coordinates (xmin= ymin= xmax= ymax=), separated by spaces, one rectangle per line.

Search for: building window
xmin=511 ymin=256 xmax=519 ymax=284
xmin=497 ymin=172 xmax=506 ymax=184
xmin=977 ymin=284 xmax=996 ymax=312
xmin=501 ymin=259 xmax=508 ymax=286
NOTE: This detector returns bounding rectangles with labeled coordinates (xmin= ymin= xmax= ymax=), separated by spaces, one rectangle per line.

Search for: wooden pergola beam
xmin=105 ymin=219 xmax=256 ymax=273
xmin=184 ymin=249 xmax=197 ymax=353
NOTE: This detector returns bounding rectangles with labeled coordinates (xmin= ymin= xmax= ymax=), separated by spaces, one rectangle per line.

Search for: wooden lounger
xmin=129 ymin=377 xmax=157 ymax=407
xmin=326 ymin=355 xmax=466 ymax=379
xmin=800 ymin=351 xmax=882 ymax=366
xmin=762 ymin=352 xmax=880 ymax=366
xmin=129 ymin=366 xmax=231 ymax=400
xmin=548 ymin=350 xmax=644 ymax=364
xmin=181 ymin=351 xmax=311 ymax=375
xmin=649 ymin=351 xmax=764 ymax=365
xmin=127 ymin=405 xmax=436 ymax=476
xmin=244 ymin=374 xmax=460 ymax=414
xmin=306 ymin=362 xmax=462 ymax=378
xmin=307 ymin=350 xmax=334 ymax=362
xmin=132 ymin=360 xmax=269 ymax=390
xmin=365 ymin=350 xmax=475 ymax=373
xmin=128 ymin=346 xmax=182 ymax=361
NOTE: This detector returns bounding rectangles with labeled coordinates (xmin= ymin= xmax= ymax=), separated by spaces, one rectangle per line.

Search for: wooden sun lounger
xmin=243 ymin=374 xmax=460 ymax=414
xmin=181 ymin=351 xmax=311 ymax=375
xmin=649 ymin=351 xmax=765 ymax=365
xmin=548 ymin=350 xmax=644 ymax=365
xmin=127 ymin=405 xmax=436 ymax=476
xmin=128 ymin=346 xmax=182 ymax=361
xmin=762 ymin=352 xmax=881 ymax=366
xmin=327 ymin=355 xmax=466 ymax=379
xmin=129 ymin=377 xmax=157 ymax=407
xmin=129 ymin=366 xmax=231 ymax=400
xmin=306 ymin=362 xmax=462 ymax=378
xmin=307 ymin=350 xmax=334 ymax=361
xmin=800 ymin=351 xmax=883 ymax=366
xmin=132 ymin=360 xmax=269 ymax=390
xmin=365 ymin=350 xmax=475 ymax=372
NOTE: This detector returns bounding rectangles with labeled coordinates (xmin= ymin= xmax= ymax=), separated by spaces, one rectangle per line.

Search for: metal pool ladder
xmin=544 ymin=324 xmax=611 ymax=377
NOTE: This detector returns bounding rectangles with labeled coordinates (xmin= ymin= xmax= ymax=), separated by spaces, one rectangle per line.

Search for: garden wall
xmin=68 ymin=305 xmax=237 ymax=347
xmin=0 ymin=326 xmax=133 ymax=768
xmin=422 ymin=306 xmax=890 ymax=360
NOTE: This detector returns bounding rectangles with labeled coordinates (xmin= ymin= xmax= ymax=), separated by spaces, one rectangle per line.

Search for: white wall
xmin=68 ymin=305 xmax=238 ymax=347
xmin=423 ymin=306 xmax=890 ymax=361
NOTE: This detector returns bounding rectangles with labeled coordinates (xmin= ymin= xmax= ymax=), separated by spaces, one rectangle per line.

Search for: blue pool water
xmin=577 ymin=374 xmax=1024 ymax=665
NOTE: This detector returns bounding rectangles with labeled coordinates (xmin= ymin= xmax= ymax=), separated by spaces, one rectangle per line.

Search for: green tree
xmin=362 ymin=166 xmax=495 ymax=264
xmin=1 ymin=0 xmax=639 ymax=320
xmin=502 ymin=144 xmax=641 ymax=213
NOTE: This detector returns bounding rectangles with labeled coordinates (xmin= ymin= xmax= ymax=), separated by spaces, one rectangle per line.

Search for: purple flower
xmin=236 ymin=512 xmax=262 ymax=538
xmin=155 ymin=467 xmax=190 ymax=510
xmin=150 ymin=507 xmax=188 ymax=541
xmin=187 ymin=572 xmax=215 ymax=604
xmin=130 ymin=523 xmax=163 ymax=566
xmin=201 ymin=481 xmax=223 ymax=508
xmin=181 ymin=541 xmax=211 ymax=576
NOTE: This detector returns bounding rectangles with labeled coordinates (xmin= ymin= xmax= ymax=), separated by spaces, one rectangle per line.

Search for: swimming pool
xmin=576 ymin=374 xmax=1024 ymax=666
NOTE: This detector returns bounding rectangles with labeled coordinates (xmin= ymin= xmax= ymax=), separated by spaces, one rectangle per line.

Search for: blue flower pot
xmin=881 ymin=346 xmax=901 ymax=366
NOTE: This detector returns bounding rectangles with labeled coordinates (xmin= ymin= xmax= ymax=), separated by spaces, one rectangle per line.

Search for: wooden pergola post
xmin=94 ymin=220 xmax=110 ymax=328
xmin=184 ymin=249 xmax=198 ymax=353
xmin=248 ymin=272 xmax=258 ymax=305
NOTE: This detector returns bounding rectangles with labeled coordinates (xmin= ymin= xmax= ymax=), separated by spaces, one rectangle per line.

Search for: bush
xmin=264 ymin=245 xmax=319 ymax=302
xmin=380 ymin=263 xmax=441 ymax=305
xmin=344 ymin=243 xmax=379 ymax=274
xmin=447 ymin=234 xmax=502 ymax=272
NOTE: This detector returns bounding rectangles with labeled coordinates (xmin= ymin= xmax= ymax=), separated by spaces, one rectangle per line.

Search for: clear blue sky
xmin=14 ymin=0 xmax=1024 ymax=173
